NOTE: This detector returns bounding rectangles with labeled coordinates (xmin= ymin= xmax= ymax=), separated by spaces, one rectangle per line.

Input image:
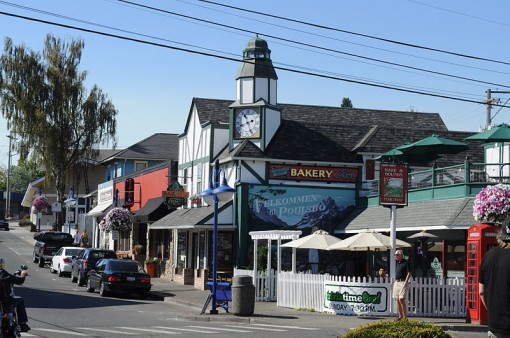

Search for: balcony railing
xmin=366 ymin=161 xmax=510 ymax=197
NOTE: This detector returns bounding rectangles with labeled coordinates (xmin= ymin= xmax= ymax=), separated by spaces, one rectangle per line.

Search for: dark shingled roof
xmin=100 ymin=133 xmax=179 ymax=163
xmin=193 ymin=98 xmax=480 ymax=165
xmin=335 ymin=198 xmax=476 ymax=233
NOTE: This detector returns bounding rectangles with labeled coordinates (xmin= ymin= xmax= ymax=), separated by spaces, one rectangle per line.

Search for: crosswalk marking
xmin=79 ymin=327 xmax=138 ymax=334
xmin=116 ymin=326 xmax=180 ymax=334
xmin=186 ymin=325 xmax=252 ymax=332
xmin=223 ymin=324 xmax=287 ymax=331
xmin=34 ymin=328 xmax=90 ymax=336
xmin=251 ymin=323 xmax=320 ymax=330
xmin=154 ymin=326 xmax=219 ymax=333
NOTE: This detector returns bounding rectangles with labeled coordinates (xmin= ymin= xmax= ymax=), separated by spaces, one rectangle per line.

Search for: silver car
xmin=50 ymin=247 xmax=84 ymax=277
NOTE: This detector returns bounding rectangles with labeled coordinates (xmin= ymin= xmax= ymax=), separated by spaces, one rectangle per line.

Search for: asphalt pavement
xmin=10 ymin=220 xmax=488 ymax=337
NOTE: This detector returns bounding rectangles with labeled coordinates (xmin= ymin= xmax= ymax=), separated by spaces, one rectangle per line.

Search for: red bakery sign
xmin=269 ymin=164 xmax=358 ymax=183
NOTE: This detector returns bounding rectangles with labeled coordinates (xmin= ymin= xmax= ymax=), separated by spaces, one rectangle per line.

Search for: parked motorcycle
xmin=0 ymin=265 xmax=28 ymax=338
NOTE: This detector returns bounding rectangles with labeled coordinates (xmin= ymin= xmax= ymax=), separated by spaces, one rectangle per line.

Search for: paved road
xmin=0 ymin=226 xmax=342 ymax=337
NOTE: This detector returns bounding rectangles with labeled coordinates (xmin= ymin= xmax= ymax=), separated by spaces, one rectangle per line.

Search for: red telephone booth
xmin=466 ymin=223 xmax=498 ymax=324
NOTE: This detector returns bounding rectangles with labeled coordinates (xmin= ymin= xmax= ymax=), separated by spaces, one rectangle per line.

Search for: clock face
xmin=235 ymin=108 xmax=260 ymax=138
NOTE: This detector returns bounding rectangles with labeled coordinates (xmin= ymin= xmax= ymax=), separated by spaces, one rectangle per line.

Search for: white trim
xmin=339 ymin=225 xmax=470 ymax=234
xmin=86 ymin=202 xmax=112 ymax=217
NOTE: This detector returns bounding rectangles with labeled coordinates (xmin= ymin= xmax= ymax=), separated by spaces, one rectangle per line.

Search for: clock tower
xmin=230 ymin=35 xmax=281 ymax=151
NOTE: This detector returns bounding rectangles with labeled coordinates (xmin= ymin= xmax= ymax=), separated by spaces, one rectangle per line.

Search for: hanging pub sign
xmin=379 ymin=163 xmax=408 ymax=206
xmin=162 ymin=181 xmax=188 ymax=208
xmin=269 ymin=164 xmax=358 ymax=183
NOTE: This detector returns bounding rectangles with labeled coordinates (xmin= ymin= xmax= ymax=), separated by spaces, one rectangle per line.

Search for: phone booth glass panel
xmin=466 ymin=223 xmax=498 ymax=324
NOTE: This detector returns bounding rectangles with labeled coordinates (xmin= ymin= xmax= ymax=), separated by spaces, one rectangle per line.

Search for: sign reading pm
xmin=324 ymin=282 xmax=389 ymax=316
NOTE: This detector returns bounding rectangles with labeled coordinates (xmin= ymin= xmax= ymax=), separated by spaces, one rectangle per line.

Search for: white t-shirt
xmin=73 ymin=233 xmax=80 ymax=245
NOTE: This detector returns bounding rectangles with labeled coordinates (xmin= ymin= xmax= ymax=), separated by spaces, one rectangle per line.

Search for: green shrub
xmin=18 ymin=217 xmax=34 ymax=227
xmin=342 ymin=319 xmax=452 ymax=338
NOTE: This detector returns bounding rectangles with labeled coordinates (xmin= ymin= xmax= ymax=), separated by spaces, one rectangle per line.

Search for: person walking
xmin=80 ymin=229 xmax=90 ymax=248
xmin=393 ymin=249 xmax=411 ymax=320
xmin=479 ymin=218 xmax=510 ymax=338
xmin=73 ymin=229 xmax=81 ymax=247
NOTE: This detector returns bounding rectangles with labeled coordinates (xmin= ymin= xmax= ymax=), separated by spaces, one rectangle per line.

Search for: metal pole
xmin=390 ymin=205 xmax=397 ymax=279
xmin=486 ymin=89 xmax=492 ymax=130
xmin=210 ymin=159 xmax=220 ymax=314
xmin=5 ymin=134 xmax=14 ymax=219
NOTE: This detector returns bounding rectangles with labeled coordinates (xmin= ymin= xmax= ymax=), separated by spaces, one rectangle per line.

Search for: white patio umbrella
xmin=327 ymin=229 xmax=411 ymax=251
xmin=407 ymin=230 xmax=439 ymax=241
xmin=326 ymin=230 xmax=411 ymax=277
xmin=281 ymin=229 xmax=341 ymax=249
xmin=281 ymin=230 xmax=341 ymax=274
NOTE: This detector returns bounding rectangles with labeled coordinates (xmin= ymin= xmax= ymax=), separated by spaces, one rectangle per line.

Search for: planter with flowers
xmin=32 ymin=196 xmax=50 ymax=214
xmin=189 ymin=195 xmax=201 ymax=205
xmin=100 ymin=207 xmax=133 ymax=232
xmin=145 ymin=257 xmax=158 ymax=277
xmin=473 ymin=183 xmax=510 ymax=224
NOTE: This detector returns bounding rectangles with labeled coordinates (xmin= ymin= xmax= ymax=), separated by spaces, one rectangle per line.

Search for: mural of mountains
xmin=293 ymin=196 xmax=352 ymax=231
xmin=249 ymin=196 xmax=353 ymax=233
xmin=250 ymin=203 xmax=288 ymax=229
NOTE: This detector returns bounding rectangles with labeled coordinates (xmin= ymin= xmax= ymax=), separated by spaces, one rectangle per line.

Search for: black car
xmin=86 ymin=259 xmax=151 ymax=299
xmin=0 ymin=219 xmax=8 ymax=231
xmin=71 ymin=248 xmax=117 ymax=286
xmin=33 ymin=231 xmax=73 ymax=267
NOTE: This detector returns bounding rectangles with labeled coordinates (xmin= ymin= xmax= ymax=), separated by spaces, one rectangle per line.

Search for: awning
xmin=133 ymin=197 xmax=171 ymax=223
xmin=335 ymin=197 xmax=476 ymax=234
xmin=87 ymin=202 xmax=112 ymax=217
xmin=149 ymin=201 xmax=235 ymax=230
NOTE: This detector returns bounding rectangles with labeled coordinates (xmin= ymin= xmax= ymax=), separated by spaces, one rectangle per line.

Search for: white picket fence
xmin=234 ymin=269 xmax=466 ymax=318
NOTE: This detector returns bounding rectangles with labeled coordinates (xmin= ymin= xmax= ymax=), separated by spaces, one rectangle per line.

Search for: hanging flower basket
xmin=104 ymin=207 xmax=133 ymax=232
xmin=32 ymin=196 xmax=50 ymax=214
xmin=473 ymin=183 xmax=510 ymax=224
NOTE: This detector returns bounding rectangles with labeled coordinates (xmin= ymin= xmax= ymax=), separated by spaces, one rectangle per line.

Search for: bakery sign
xmin=269 ymin=164 xmax=358 ymax=183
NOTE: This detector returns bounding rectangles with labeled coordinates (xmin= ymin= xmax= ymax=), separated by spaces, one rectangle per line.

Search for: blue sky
xmin=1 ymin=0 xmax=509 ymax=167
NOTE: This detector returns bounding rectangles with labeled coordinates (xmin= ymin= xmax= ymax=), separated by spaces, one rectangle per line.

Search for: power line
xmin=196 ymin=0 xmax=510 ymax=67
xmin=115 ymin=0 xmax=510 ymax=88
xmin=0 ymin=10 xmax=506 ymax=107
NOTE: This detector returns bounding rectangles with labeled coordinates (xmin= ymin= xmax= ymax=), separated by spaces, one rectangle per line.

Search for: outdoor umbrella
xmin=407 ymin=231 xmax=439 ymax=277
xmin=407 ymin=230 xmax=439 ymax=241
xmin=465 ymin=123 xmax=510 ymax=180
xmin=326 ymin=230 xmax=411 ymax=251
xmin=326 ymin=230 xmax=411 ymax=277
xmin=400 ymin=134 xmax=469 ymax=157
xmin=281 ymin=229 xmax=341 ymax=249
xmin=282 ymin=230 xmax=341 ymax=274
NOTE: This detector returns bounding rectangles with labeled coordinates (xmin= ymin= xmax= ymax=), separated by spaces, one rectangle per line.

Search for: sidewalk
xmin=150 ymin=277 xmax=487 ymax=335
xmin=11 ymin=221 xmax=487 ymax=335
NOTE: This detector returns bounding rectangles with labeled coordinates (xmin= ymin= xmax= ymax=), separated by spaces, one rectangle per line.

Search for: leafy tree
xmin=0 ymin=34 xmax=117 ymax=227
xmin=340 ymin=97 xmax=353 ymax=108
xmin=10 ymin=161 xmax=44 ymax=193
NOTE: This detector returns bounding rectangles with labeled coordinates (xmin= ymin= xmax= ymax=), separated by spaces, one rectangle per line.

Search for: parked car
xmin=86 ymin=259 xmax=151 ymax=299
xmin=50 ymin=246 xmax=84 ymax=277
xmin=0 ymin=219 xmax=8 ymax=231
xmin=71 ymin=248 xmax=117 ymax=286
xmin=33 ymin=231 xmax=74 ymax=267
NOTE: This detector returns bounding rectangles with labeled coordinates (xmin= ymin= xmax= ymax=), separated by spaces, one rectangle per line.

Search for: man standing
xmin=393 ymin=249 xmax=411 ymax=320
xmin=73 ymin=229 xmax=80 ymax=247
xmin=479 ymin=218 xmax=510 ymax=338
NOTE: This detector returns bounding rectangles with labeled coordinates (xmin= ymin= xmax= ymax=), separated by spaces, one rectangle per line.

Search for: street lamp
xmin=199 ymin=159 xmax=235 ymax=314
xmin=64 ymin=188 xmax=77 ymax=233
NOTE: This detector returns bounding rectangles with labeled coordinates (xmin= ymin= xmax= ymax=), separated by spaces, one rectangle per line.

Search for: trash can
xmin=232 ymin=275 xmax=255 ymax=316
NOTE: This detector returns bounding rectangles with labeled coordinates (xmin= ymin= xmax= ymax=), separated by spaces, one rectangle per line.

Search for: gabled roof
xmin=100 ymin=133 xmax=179 ymax=164
xmin=193 ymin=98 xmax=447 ymax=130
xmin=193 ymin=98 xmax=484 ymax=166
xmin=335 ymin=198 xmax=475 ymax=233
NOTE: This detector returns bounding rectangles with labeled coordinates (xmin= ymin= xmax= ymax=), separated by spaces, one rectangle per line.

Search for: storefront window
xmin=177 ymin=231 xmax=188 ymax=270
xmin=209 ymin=232 xmax=234 ymax=273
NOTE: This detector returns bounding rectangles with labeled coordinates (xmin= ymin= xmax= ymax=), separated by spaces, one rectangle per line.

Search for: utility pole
xmin=485 ymin=89 xmax=510 ymax=129
xmin=5 ymin=134 xmax=15 ymax=219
